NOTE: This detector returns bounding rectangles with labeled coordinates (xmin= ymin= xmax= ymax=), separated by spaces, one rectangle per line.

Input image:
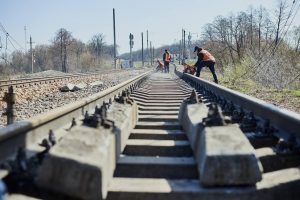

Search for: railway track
xmin=0 ymin=71 xmax=119 ymax=92
xmin=0 ymin=73 xmax=83 ymax=86
xmin=0 ymin=66 xmax=300 ymax=199
xmin=0 ymin=69 xmax=146 ymax=127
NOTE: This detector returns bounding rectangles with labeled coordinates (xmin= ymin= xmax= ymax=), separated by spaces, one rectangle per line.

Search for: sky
xmin=1 ymin=0 xmax=300 ymax=54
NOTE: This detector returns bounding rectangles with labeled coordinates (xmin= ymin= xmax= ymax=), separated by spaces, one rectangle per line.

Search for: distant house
xmin=121 ymin=60 xmax=130 ymax=69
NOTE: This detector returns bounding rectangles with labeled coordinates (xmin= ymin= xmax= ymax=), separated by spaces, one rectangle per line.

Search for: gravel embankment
xmin=0 ymin=69 xmax=149 ymax=127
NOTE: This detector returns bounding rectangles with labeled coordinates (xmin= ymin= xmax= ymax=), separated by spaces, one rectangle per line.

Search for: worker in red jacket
xmin=194 ymin=46 xmax=218 ymax=84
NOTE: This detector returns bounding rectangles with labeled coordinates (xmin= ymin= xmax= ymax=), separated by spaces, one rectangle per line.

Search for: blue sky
xmin=1 ymin=0 xmax=299 ymax=54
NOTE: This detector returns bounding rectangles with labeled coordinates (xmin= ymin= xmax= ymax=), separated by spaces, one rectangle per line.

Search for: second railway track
xmin=0 ymin=66 xmax=300 ymax=199
xmin=0 ymin=69 xmax=147 ymax=127
xmin=0 ymin=70 xmax=128 ymax=92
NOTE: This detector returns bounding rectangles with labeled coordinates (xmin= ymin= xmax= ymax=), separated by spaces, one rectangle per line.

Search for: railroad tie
xmin=107 ymin=70 xmax=300 ymax=200
xmin=2 ymin=69 xmax=300 ymax=200
xmin=107 ymin=73 xmax=201 ymax=200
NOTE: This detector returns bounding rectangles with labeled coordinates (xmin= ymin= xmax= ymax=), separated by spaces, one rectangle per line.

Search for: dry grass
xmin=200 ymin=68 xmax=300 ymax=114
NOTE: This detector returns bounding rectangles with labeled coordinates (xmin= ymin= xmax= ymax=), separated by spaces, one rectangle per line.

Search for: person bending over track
xmin=193 ymin=46 xmax=218 ymax=84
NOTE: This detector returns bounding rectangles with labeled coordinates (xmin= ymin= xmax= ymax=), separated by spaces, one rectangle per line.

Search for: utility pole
xmin=183 ymin=29 xmax=186 ymax=62
xmin=24 ymin=26 xmax=27 ymax=53
xmin=188 ymin=32 xmax=192 ymax=59
xmin=64 ymin=43 xmax=67 ymax=73
xmin=152 ymin=45 xmax=154 ymax=65
xmin=150 ymin=41 xmax=152 ymax=65
xmin=29 ymin=36 xmax=34 ymax=73
xmin=146 ymin=30 xmax=149 ymax=63
xmin=113 ymin=8 xmax=117 ymax=69
xmin=4 ymin=33 xmax=8 ymax=61
xmin=3 ymin=86 xmax=16 ymax=125
xmin=179 ymin=40 xmax=182 ymax=64
xmin=181 ymin=29 xmax=184 ymax=63
xmin=129 ymin=33 xmax=134 ymax=68
xmin=60 ymin=29 xmax=64 ymax=72
xmin=141 ymin=32 xmax=144 ymax=67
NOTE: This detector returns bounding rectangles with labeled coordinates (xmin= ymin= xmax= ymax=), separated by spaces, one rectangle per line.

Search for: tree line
xmin=198 ymin=1 xmax=300 ymax=89
xmin=121 ymin=1 xmax=300 ymax=89
xmin=0 ymin=28 xmax=116 ymax=75
xmin=1 ymin=1 xmax=299 ymax=90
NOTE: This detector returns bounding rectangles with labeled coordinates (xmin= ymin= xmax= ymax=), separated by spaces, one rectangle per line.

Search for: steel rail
xmin=175 ymin=68 xmax=300 ymax=141
xmin=0 ymin=69 xmax=124 ymax=86
xmin=0 ymin=70 xmax=127 ymax=92
xmin=0 ymin=72 xmax=95 ymax=85
xmin=0 ymin=70 xmax=152 ymax=161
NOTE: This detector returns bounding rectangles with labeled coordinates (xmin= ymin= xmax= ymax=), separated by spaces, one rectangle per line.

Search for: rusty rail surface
xmin=175 ymin=67 xmax=300 ymax=142
xmin=0 ymin=70 xmax=152 ymax=161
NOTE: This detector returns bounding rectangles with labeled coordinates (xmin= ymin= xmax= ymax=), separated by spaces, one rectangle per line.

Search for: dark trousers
xmin=196 ymin=60 xmax=218 ymax=83
xmin=164 ymin=61 xmax=170 ymax=73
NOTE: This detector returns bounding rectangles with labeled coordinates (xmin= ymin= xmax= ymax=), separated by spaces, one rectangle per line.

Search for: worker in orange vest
xmin=194 ymin=46 xmax=218 ymax=83
xmin=163 ymin=49 xmax=171 ymax=73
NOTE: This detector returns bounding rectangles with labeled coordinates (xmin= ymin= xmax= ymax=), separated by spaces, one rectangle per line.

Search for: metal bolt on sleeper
xmin=202 ymin=104 xmax=228 ymax=126
xmin=232 ymin=108 xmax=244 ymax=123
xmin=186 ymin=89 xmax=200 ymax=104
xmin=260 ymin=120 xmax=275 ymax=136
xmin=3 ymin=86 xmax=16 ymax=125
xmin=68 ymin=118 xmax=77 ymax=130
xmin=49 ymin=129 xmax=56 ymax=146
xmin=240 ymin=112 xmax=257 ymax=132
xmin=39 ymin=139 xmax=51 ymax=151
xmin=223 ymin=102 xmax=235 ymax=116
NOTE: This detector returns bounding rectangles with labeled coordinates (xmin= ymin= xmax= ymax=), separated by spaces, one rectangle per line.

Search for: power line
xmin=1 ymin=56 xmax=10 ymax=64
xmin=241 ymin=0 xmax=300 ymax=77
xmin=280 ymin=0 xmax=300 ymax=40
xmin=5 ymin=33 xmax=8 ymax=55
xmin=0 ymin=23 xmax=7 ymax=35
xmin=7 ymin=37 xmax=18 ymax=51
xmin=5 ymin=48 xmax=13 ymax=54
xmin=8 ymin=34 xmax=25 ymax=51
xmin=0 ymin=22 xmax=25 ymax=51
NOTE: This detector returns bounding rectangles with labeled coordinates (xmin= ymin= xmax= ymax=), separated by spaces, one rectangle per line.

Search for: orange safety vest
xmin=200 ymin=50 xmax=215 ymax=62
xmin=164 ymin=52 xmax=171 ymax=62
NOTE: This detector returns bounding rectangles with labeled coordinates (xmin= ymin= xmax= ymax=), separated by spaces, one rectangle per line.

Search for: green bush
xmin=221 ymin=57 xmax=252 ymax=86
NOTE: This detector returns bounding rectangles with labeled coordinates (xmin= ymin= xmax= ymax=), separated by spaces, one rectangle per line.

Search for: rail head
xmin=175 ymin=69 xmax=300 ymax=140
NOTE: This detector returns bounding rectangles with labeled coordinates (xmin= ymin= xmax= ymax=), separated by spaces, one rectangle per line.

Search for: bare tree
xmin=292 ymin=26 xmax=300 ymax=52
xmin=11 ymin=51 xmax=28 ymax=72
xmin=34 ymin=45 xmax=52 ymax=72
xmin=68 ymin=39 xmax=85 ymax=71
xmin=198 ymin=2 xmax=300 ymax=89
xmin=88 ymin=34 xmax=105 ymax=60
xmin=53 ymin=28 xmax=73 ymax=72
